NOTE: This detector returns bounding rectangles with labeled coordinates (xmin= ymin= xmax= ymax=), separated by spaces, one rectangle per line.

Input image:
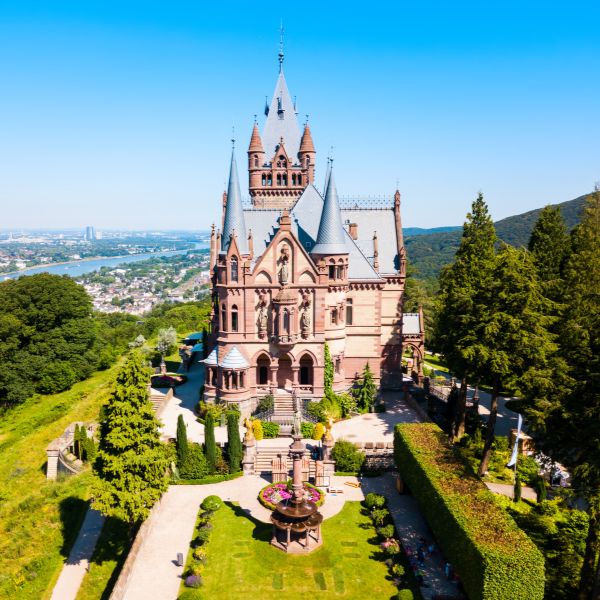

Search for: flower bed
xmin=258 ymin=481 xmax=325 ymax=510
xmin=151 ymin=372 xmax=188 ymax=387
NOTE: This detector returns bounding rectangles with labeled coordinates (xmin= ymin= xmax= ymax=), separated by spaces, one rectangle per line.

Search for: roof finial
xmin=278 ymin=20 xmax=284 ymax=72
xmin=231 ymin=125 xmax=235 ymax=149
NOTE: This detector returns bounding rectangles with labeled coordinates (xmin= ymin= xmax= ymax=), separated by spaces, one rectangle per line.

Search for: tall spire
xmin=278 ymin=21 xmax=284 ymax=72
xmin=221 ymin=144 xmax=248 ymax=255
xmin=312 ymin=168 xmax=348 ymax=255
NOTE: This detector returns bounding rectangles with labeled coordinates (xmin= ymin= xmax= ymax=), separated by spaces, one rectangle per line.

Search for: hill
xmin=402 ymin=226 xmax=462 ymax=236
xmin=405 ymin=194 xmax=588 ymax=280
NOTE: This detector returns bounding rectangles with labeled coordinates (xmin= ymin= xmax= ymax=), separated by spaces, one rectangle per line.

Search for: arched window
xmin=254 ymin=155 xmax=259 ymax=167
xmin=346 ymin=299 xmax=353 ymax=325
xmin=262 ymin=174 xmax=266 ymax=186
xmin=276 ymin=174 xmax=282 ymax=186
xmin=257 ymin=354 xmax=270 ymax=385
xmin=292 ymin=174 xmax=296 ymax=185
xmin=267 ymin=174 xmax=272 ymax=186
xmin=231 ymin=257 xmax=238 ymax=282
xmin=305 ymin=156 xmax=310 ymax=168
xmin=221 ymin=304 xmax=227 ymax=330
xmin=283 ymin=309 xmax=290 ymax=334
xmin=283 ymin=174 xmax=288 ymax=186
xmin=231 ymin=304 xmax=239 ymax=332
xmin=298 ymin=174 xmax=302 ymax=185
xmin=328 ymin=264 xmax=336 ymax=280
xmin=331 ymin=308 xmax=338 ymax=325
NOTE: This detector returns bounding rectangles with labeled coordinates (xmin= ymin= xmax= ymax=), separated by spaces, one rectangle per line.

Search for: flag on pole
xmin=507 ymin=413 xmax=523 ymax=468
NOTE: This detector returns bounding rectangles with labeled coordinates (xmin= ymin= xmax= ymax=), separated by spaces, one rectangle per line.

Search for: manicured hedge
xmin=394 ymin=423 xmax=544 ymax=600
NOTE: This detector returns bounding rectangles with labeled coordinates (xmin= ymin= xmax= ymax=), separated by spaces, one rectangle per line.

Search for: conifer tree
xmin=324 ymin=342 xmax=334 ymax=396
xmin=354 ymin=363 xmax=377 ymax=412
xmin=204 ymin=411 xmax=217 ymax=474
xmin=528 ymin=205 xmax=570 ymax=303
xmin=524 ymin=190 xmax=600 ymax=599
xmin=434 ymin=193 xmax=496 ymax=439
xmin=176 ymin=414 xmax=188 ymax=467
xmin=92 ymin=352 xmax=169 ymax=528
xmin=476 ymin=246 xmax=556 ymax=476
xmin=226 ymin=411 xmax=242 ymax=473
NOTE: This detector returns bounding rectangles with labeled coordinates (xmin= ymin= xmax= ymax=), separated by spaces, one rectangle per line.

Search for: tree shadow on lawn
xmin=225 ymin=501 xmax=272 ymax=543
xmin=59 ymin=496 xmax=89 ymax=557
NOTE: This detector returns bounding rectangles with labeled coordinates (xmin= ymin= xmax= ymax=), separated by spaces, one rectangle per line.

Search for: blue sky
xmin=1 ymin=1 xmax=598 ymax=230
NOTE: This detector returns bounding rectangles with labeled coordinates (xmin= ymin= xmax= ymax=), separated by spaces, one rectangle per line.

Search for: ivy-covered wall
xmin=394 ymin=423 xmax=544 ymax=600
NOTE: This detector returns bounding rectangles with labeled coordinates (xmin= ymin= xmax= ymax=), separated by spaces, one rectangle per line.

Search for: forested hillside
xmin=405 ymin=194 xmax=587 ymax=279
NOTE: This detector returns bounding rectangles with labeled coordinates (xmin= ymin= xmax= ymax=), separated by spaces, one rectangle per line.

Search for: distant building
xmin=84 ymin=226 xmax=96 ymax=241
xmin=203 ymin=48 xmax=425 ymax=418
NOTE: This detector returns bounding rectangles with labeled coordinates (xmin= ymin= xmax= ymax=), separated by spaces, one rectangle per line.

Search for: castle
xmin=204 ymin=48 xmax=424 ymax=418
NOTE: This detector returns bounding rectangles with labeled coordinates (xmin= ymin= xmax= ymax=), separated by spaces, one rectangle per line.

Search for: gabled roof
xmin=221 ymin=149 xmax=248 ymax=255
xmin=311 ymin=170 xmax=348 ymax=255
xmin=263 ymin=70 xmax=302 ymax=163
xmin=243 ymin=184 xmax=381 ymax=281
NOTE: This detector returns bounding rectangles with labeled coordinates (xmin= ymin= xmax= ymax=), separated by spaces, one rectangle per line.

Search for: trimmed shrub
xmin=331 ymin=439 xmax=365 ymax=472
xmin=256 ymin=394 xmax=274 ymax=413
xmin=252 ymin=419 xmax=263 ymax=440
xmin=378 ymin=524 xmax=395 ymax=539
xmin=371 ymin=508 xmax=389 ymax=526
xmin=192 ymin=548 xmax=207 ymax=564
xmin=195 ymin=524 xmax=212 ymax=545
xmin=179 ymin=590 xmax=203 ymax=600
xmin=201 ymin=495 xmax=223 ymax=512
xmin=179 ymin=443 xmax=208 ymax=480
xmin=394 ymin=423 xmax=545 ymax=600
xmin=364 ymin=493 xmax=386 ymax=509
xmin=226 ymin=411 xmax=242 ymax=472
xmin=300 ymin=421 xmax=314 ymax=439
xmin=185 ymin=562 xmax=203 ymax=578
xmin=261 ymin=421 xmax=280 ymax=439
xmin=397 ymin=589 xmax=414 ymax=600
xmin=312 ymin=422 xmax=325 ymax=440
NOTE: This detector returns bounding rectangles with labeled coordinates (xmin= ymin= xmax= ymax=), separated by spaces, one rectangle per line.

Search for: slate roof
xmin=220 ymin=347 xmax=250 ymax=369
xmin=312 ymin=171 xmax=348 ymax=255
xmin=221 ymin=149 xmax=248 ymax=255
xmin=402 ymin=313 xmax=422 ymax=335
xmin=262 ymin=69 xmax=302 ymax=163
xmin=203 ymin=347 xmax=219 ymax=367
xmin=341 ymin=207 xmax=398 ymax=275
xmin=243 ymin=185 xmax=382 ymax=281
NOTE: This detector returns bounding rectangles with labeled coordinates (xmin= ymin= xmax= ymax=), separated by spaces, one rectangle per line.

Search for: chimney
xmin=348 ymin=223 xmax=358 ymax=240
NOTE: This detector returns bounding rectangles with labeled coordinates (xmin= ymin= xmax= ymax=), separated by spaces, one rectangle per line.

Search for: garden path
xmin=50 ymin=508 xmax=105 ymax=600
xmin=486 ymin=481 xmax=537 ymax=501
xmin=363 ymin=473 xmax=462 ymax=600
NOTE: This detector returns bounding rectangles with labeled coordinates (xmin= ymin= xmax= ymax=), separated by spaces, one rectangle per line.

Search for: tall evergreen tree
xmin=226 ymin=411 xmax=242 ymax=473
xmin=176 ymin=414 xmax=188 ymax=467
xmin=204 ymin=411 xmax=217 ymax=474
xmin=524 ymin=190 xmax=600 ymax=600
xmin=434 ymin=193 xmax=497 ymax=439
xmin=528 ymin=205 xmax=570 ymax=303
xmin=354 ymin=363 xmax=377 ymax=412
xmin=92 ymin=352 xmax=169 ymax=528
xmin=324 ymin=342 xmax=334 ymax=396
xmin=476 ymin=245 xmax=556 ymax=476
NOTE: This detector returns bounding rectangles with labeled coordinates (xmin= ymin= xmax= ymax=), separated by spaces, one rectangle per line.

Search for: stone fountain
xmin=270 ymin=411 xmax=323 ymax=553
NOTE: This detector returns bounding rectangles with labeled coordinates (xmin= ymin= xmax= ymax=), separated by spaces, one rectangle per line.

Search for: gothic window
xmin=277 ymin=174 xmax=282 ymax=186
xmin=298 ymin=174 xmax=302 ymax=185
xmin=221 ymin=304 xmax=227 ymax=330
xmin=283 ymin=309 xmax=290 ymax=334
xmin=335 ymin=357 xmax=341 ymax=374
xmin=231 ymin=257 xmax=238 ymax=282
xmin=283 ymin=174 xmax=288 ymax=186
xmin=231 ymin=305 xmax=239 ymax=332
xmin=267 ymin=174 xmax=272 ymax=186
xmin=262 ymin=174 xmax=266 ymax=186
xmin=277 ymin=160 xmax=282 ymax=167
xmin=346 ymin=299 xmax=353 ymax=325
xmin=305 ymin=156 xmax=310 ymax=168
xmin=292 ymin=174 xmax=296 ymax=185
xmin=232 ymin=371 xmax=238 ymax=389
xmin=328 ymin=264 xmax=336 ymax=280
xmin=254 ymin=155 xmax=259 ymax=167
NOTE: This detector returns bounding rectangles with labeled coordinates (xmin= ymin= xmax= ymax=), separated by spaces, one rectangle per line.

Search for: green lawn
xmin=0 ymin=363 xmax=120 ymax=599
xmin=182 ymin=502 xmax=399 ymax=599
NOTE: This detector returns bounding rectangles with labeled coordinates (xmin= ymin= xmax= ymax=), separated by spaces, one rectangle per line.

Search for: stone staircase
xmin=254 ymin=443 xmax=317 ymax=478
xmin=271 ymin=390 xmax=295 ymax=435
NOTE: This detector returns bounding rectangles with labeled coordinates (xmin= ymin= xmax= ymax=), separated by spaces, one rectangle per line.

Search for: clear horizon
xmin=1 ymin=1 xmax=598 ymax=230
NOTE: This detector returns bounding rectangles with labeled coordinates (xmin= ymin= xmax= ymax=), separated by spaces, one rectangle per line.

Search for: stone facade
xmin=203 ymin=55 xmax=424 ymax=417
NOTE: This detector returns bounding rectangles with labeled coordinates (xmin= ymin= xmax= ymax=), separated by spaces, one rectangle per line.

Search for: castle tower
xmin=247 ymin=46 xmax=316 ymax=209
xmin=221 ymin=146 xmax=249 ymax=256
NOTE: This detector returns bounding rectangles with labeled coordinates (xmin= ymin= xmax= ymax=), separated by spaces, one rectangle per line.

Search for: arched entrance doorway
xmin=256 ymin=353 xmax=270 ymax=387
xmin=299 ymin=354 xmax=314 ymax=388
xmin=277 ymin=354 xmax=293 ymax=389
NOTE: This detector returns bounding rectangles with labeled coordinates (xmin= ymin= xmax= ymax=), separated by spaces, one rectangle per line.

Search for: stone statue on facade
xmin=257 ymin=294 xmax=268 ymax=338
xmin=243 ymin=417 xmax=255 ymax=445
xmin=293 ymin=409 xmax=302 ymax=438
xmin=278 ymin=247 xmax=290 ymax=285
xmin=300 ymin=293 xmax=311 ymax=338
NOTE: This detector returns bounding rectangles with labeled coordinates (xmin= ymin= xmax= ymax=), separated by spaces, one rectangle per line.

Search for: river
xmin=2 ymin=242 xmax=209 ymax=281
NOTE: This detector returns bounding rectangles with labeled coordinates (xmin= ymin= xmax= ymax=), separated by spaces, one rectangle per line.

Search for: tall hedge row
xmin=394 ymin=423 xmax=544 ymax=600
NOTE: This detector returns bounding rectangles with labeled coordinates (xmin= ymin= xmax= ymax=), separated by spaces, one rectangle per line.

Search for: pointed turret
xmin=299 ymin=123 xmax=315 ymax=153
xmin=221 ymin=148 xmax=248 ymax=255
xmin=312 ymin=169 xmax=347 ymax=255
xmin=248 ymin=123 xmax=264 ymax=153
